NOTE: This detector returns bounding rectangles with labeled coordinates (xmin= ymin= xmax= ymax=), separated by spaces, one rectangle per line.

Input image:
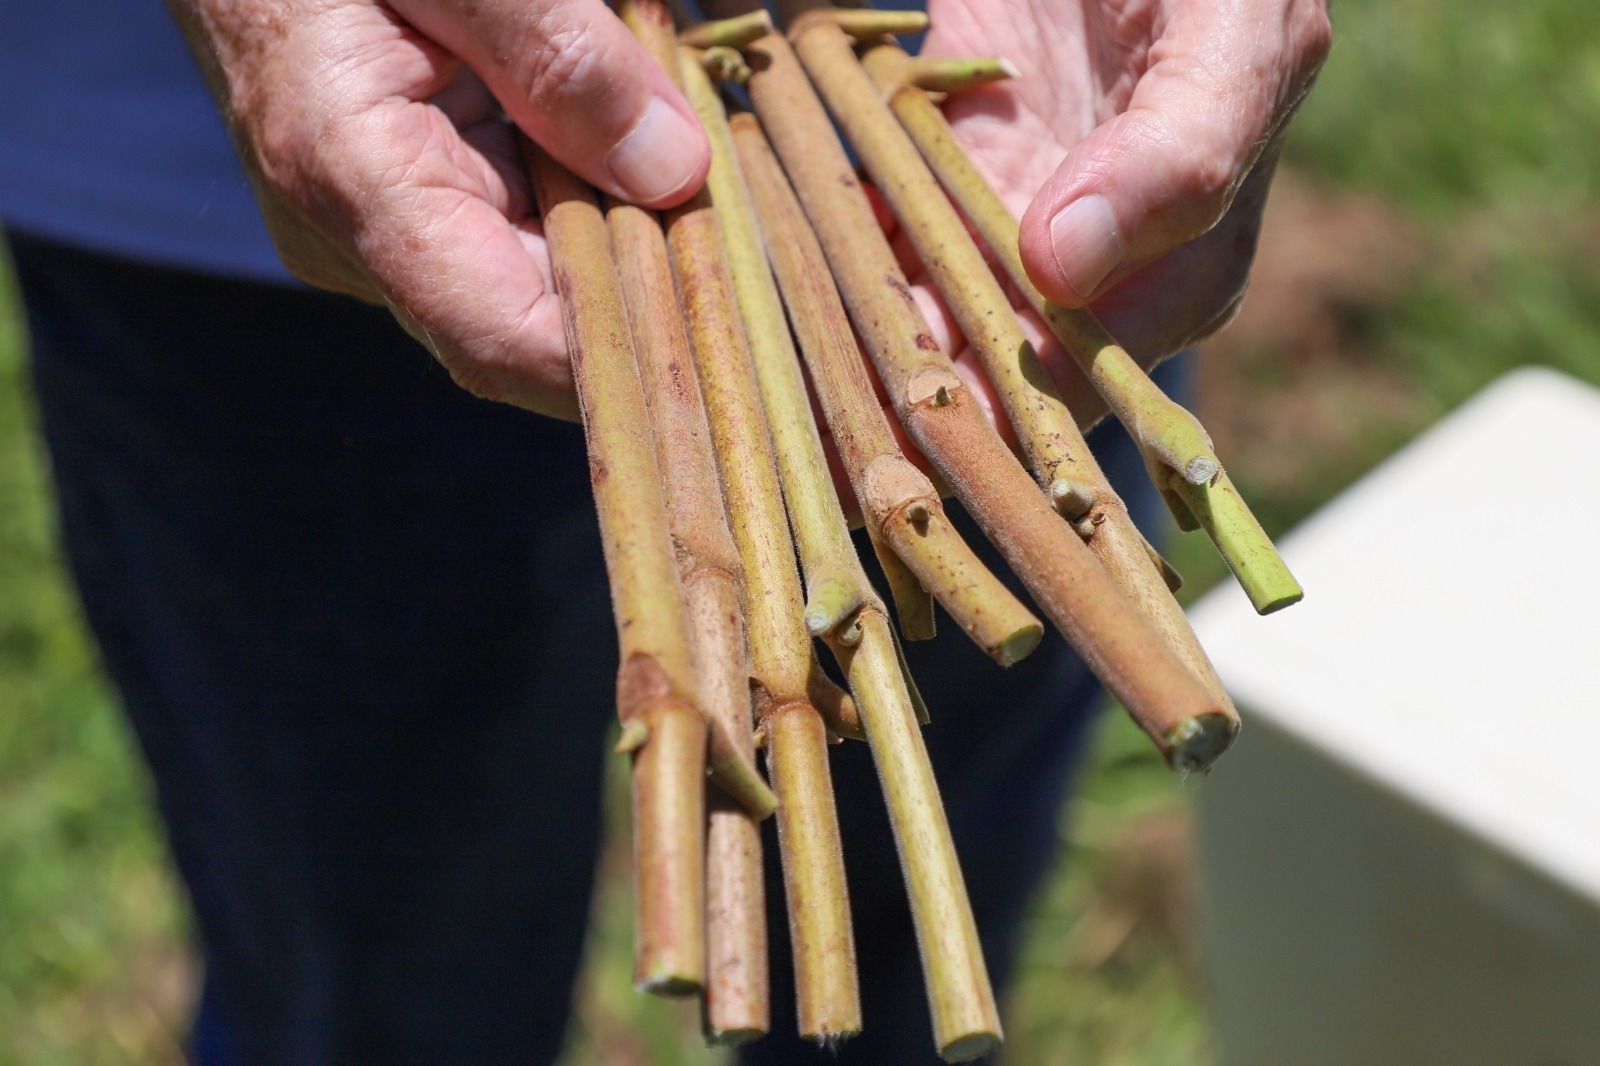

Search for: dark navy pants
xmin=11 ymin=230 xmax=1173 ymax=1064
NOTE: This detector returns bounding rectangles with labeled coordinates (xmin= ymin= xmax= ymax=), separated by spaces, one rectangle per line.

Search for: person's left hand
xmin=913 ymin=0 xmax=1330 ymax=376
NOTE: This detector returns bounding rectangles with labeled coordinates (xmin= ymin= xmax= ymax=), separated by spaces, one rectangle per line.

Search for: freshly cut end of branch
xmin=943 ymin=1032 xmax=1004 ymax=1063
xmin=1166 ymin=712 xmax=1241 ymax=773
xmin=707 ymin=1017 xmax=767 ymax=1047
xmin=679 ymin=8 xmax=773 ymax=50
xmin=1171 ymin=471 xmax=1304 ymax=614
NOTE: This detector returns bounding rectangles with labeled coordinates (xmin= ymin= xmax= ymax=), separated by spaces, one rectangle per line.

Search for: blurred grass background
xmin=4 ymin=0 xmax=1600 ymax=1060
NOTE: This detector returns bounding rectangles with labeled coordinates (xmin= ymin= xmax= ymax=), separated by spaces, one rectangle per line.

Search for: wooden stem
xmin=863 ymin=42 xmax=1302 ymax=617
xmin=705 ymin=789 xmax=769 ymax=1042
xmin=790 ymin=7 xmax=929 ymax=38
xmin=677 ymin=8 xmax=774 ymax=49
xmin=763 ymin=704 xmax=861 ymax=1040
xmin=523 ymin=142 xmax=706 ymax=993
xmin=740 ymin=28 xmax=1235 ymax=772
xmin=630 ymin=698 xmax=709 ymax=996
xmin=605 ymin=186 xmax=775 ymax=1031
xmin=901 ymin=55 xmax=1018 ymax=94
xmin=841 ymin=612 xmax=1001 ymax=1063
xmin=681 ymin=50 xmax=889 ymax=655
xmin=671 ymin=198 xmax=862 ymax=1040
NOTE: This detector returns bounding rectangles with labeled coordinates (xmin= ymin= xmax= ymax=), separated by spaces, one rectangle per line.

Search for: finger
xmin=185 ymin=1 xmax=578 ymax=416
xmin=1017 ymin=0 xmax=1331 ymax=307
xmin=323 ymin=97 xmax=575 ymax=417
xmin=390 ymin=0 xmax=710 ymax=208
xmin=430 ymin=68 xmax=535 ymax=220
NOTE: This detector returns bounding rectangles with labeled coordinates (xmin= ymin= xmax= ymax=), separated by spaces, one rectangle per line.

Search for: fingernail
xmin=606 ymin=98 xmax=701 ymax=205
xmin=1049 ymin=194 xmax=1123 ymax=300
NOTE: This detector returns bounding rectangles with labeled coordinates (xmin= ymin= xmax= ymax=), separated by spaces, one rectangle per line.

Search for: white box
xmin=1190 ymin=367 xmax=1600 ymax=1066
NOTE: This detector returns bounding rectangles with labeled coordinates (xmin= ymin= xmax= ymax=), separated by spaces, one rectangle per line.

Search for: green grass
xmin=0 ymin=263 xmax=190 ymax=1061
xmin=1284 ymin=0 xmax=1600 ymax=412
xmin=5 ymin=0 xmax=1600 ymax=1060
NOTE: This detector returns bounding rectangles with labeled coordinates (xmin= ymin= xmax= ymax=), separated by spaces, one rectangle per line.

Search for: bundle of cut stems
xmin=687 ymin=52 xmax=1010 ymax=1059
xmin=521 ymin=2 xmax=1307 ymax=1059
xmin=729 ymin=15 xmax=1234 ymax=771
xmin=624 ymin=0 xmax=865 ymax=1043
xmin=856 ymin=37 xmax=1303 ymax=616
xmin=776 ymin=15 xmax=1242 ymax=761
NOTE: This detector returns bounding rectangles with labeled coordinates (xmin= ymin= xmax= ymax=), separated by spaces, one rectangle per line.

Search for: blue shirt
xmin=0 ymin=1 xmax=291 ymax=281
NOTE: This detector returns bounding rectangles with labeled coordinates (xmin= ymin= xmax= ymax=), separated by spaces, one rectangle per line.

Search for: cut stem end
xmin=1183 ymin=456 xmax=1221 ymax=485
xmin=635 ymin=973 xmax=701 ymax=998
xmin=705 ymin=1026 xmax=765 ymax=1048
xmin=941 ymin=1032 xmax=1004 ymax=1063
xmin=994 ymin=624 xmax=1045 ymax=668
xmin=1165 ymin=713 xmax=1240 ymax=774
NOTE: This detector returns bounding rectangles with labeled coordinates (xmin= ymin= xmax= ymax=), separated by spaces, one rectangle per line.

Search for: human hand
xmin=166 ymin=0 xmax=714 ymax=419
xmin=921 ymin=0 xmax=1331 ymax=367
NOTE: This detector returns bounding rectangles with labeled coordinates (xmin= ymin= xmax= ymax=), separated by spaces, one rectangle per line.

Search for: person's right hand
xmin=166 ymin=0 xmax=713 ymax=420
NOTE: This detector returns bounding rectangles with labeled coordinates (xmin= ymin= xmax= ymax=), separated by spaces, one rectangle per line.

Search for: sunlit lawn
xmin=4 ymin=0 xmax=1600 ymax=1060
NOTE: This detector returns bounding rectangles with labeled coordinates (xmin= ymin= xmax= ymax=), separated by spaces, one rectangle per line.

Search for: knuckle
xmin=1176 ymin=149 xmax=1239 ymax=214
xmin=1296 ymin=5 xmax=1335 ymax=74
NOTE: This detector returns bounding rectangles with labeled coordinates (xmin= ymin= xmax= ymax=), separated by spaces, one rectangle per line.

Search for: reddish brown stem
xmin=524 ymin=142 xmax=707 ymax=993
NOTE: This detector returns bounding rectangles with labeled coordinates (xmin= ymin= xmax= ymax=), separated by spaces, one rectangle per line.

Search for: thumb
xmin=1018 ymin=2 xmax=1331 ymax=307
xmin=391 ymin=0 xmax=709 ymax=208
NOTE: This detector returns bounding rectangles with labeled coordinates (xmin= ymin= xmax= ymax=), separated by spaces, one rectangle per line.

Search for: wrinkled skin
xmin=919 ymin=0 xmax=1331 ymax=392
xmin=166 ymin=0 xmax=1330 ymax=421
xmin=168 ymin=0 xmax=711 ymax=419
